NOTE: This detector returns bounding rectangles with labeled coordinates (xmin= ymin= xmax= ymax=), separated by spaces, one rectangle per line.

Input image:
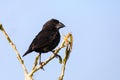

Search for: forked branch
xmin=0 ymin=24 xmax=73 ymax=80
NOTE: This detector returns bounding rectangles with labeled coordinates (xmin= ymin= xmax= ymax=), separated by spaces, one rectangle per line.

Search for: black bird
xmin=23 ymin=19 xmax=65 ymax=63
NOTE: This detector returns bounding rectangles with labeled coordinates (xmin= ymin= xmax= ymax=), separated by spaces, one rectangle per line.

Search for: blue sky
xmin=0 ymin=0 xmax=120 ymax=80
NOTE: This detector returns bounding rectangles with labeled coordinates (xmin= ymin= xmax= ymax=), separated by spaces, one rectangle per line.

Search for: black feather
xmin=23 ymin=19 xmax=65 ymax=59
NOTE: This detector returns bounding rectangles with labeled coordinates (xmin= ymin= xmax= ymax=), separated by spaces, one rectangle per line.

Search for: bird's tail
xmin=22 ymin=50 xmax=32 ymax=57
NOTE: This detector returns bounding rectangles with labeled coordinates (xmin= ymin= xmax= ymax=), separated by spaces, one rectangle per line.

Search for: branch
xmin=59 ymin=33 xmax=73 ymax=80
xmin=0 ymin=24 xmax=33 ymax=80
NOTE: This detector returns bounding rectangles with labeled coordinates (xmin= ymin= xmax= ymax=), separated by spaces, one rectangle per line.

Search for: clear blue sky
xmin=0 ymin=0 xmax=120 ymax=80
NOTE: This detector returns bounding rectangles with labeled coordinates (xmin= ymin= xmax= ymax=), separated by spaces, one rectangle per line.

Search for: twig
xmin=59 ymin=33 xmax=73 ymax=80
xmin=0 ymin=24 xmax=33 ymax=80
xmin=32 ymin=54 xmax=40 ymax=70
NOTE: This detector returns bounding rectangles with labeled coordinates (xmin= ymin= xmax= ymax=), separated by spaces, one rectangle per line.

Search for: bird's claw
xmin=55 ymin=54 xmax=61 ymax=58
xmin=54 ymin=54 xmax=62 ymax=64
xmin=39 ymin=62 xmax=45 ymax=71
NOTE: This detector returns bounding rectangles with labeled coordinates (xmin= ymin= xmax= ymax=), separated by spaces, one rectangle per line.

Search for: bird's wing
xmin=29 ymin=30 xmax=57 ymax=51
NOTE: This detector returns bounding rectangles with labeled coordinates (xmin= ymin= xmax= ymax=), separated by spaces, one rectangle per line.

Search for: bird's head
xmin=42 ymin=19 xmax=65 ymax=30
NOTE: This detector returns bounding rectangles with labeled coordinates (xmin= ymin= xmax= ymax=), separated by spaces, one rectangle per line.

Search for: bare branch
xmin=32 ymin=54 xmax=40 ymax=70
xmin=0 ymin=24 xmax=73 ymax=80
xmin=0 ymin=24 xmax=33 ymax=80
xmin=59 ymin=33 xmax=73 ymax=80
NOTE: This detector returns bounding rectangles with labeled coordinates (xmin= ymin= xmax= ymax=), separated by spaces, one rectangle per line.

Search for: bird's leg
xmin=39 ymin=53 xmax=41 ymax=64
xmin=52 ymin=50 xmax=62 ymax=63
xmin=39 ymin=53 xmax=45 ymax=70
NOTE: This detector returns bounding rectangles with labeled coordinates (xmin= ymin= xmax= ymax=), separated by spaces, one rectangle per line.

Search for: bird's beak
xmin=57 ymin=22 xmax=65 ymax=29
